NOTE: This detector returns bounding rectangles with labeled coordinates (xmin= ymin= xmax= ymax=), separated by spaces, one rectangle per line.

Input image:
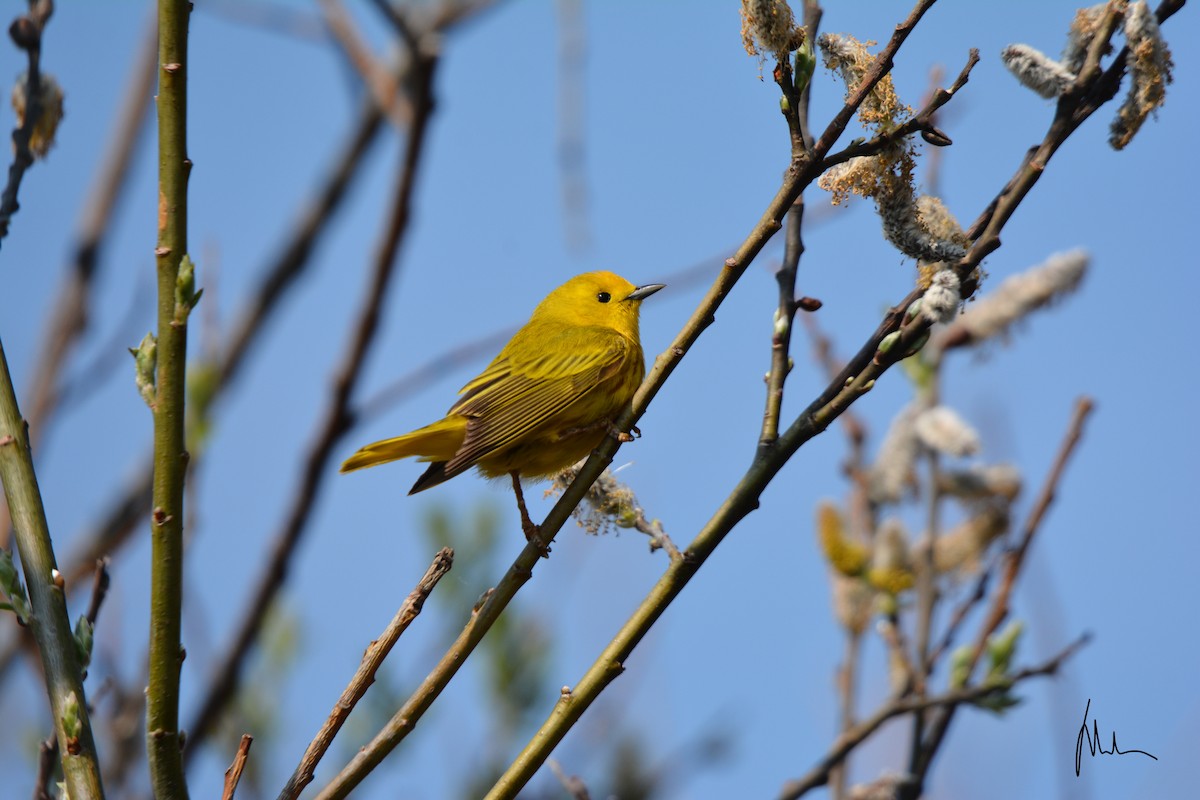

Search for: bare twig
xmin=318 ymin=0 xmax=411 ymax=130
xmin=278 ymin=548 xmax=453 ymax=800
xmin=31 ymin=733 xmax=57 ymax=800
xmin=548 ymin=759 xmax=592 ymax=800
xmin=920 ymin=64 xmax=947 ymax=194
xmin=829 ymin=630 xmax=860 ymax=800
xmin=778 ymin=633 xmax=1091 ymax=799
xmin=367 ymin=0 xmax=420 ymax=51
xmin=184 ymin=34 xmax=441 ymax=760
xmin=221 ymin=734 xmax=253 ymax=800
xmin=760 ymin=198 xmax=806 ymax=448
xmin=818 ymin=49 xmax=979 ymax=171
xmin=925 ymin=565 xmax=989 ymax=668
xmin=84 ymin=557 xmax=111 ymax=627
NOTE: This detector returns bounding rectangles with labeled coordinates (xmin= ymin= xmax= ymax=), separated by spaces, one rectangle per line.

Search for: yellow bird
xmin=340 ymin=271 xmax=664 ymax=537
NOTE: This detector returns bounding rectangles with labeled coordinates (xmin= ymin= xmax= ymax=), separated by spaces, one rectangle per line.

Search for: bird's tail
xmin=339 ymin=416 xmax=466 ymax=474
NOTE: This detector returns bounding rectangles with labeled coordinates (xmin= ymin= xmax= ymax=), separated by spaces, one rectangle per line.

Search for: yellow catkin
xmin=817 ymin=502 xmax=869 ymax=576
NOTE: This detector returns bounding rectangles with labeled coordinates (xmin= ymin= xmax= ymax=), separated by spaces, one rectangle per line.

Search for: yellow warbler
xmin=341 ymin=271 xmax=664 ymax=536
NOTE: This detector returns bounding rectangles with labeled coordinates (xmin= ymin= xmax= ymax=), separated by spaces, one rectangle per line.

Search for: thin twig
xmin=818 ymin=48 xmax=978 ymax=172
xmin=31 ymin=733 xmax=57 ymax=800
xmin=548 ymin=759 xmax=592 ymax=800
xmin=84 ymin=557 xmax=111 ymax=627
xmin=278 ymin=548 xmax=453 ymax=800
xmin=925 ymin=565 xmax=989 ymax=668
xmin=910 ymin=366 xmax=943 ymax=765
xmin=221 ymin=734 xmax=253 ymax=800
xmin=184 ymin=35 xmax=441 ymax=761
xmin=777 ymin=633 xmax=1091 ymax=799
xmin=367 ymin=0 xmax=420 ymax=52
xmin=759 ymin=199 xmax=805 ymax=448
xmin=829 ymin=630 xmax=859 ymax=800
xmin=318 ymin=0 xmax=411 ymax=131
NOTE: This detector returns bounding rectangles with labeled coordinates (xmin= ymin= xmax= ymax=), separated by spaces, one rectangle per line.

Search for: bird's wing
xmin=442 ymin=324 xmax=634 ymax=476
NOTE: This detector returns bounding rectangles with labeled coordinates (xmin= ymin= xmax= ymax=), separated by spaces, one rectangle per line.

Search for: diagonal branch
xmin=2 ymin=348 xmax=106 ymax=798
xmin=278 ymin=548 xmax=453 ymax=800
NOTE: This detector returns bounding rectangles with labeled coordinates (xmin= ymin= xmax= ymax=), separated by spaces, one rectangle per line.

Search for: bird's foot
xmin=523 ymin=521 xmax=551 ymax=558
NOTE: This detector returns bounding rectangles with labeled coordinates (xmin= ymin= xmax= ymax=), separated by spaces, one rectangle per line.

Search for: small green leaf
xmin=130 ymin=332 xmax=158 ymax=409
xmin=174 ymin=254 xmax=202 ymax=322
xmin=74 ymin=616 xmax=94 ymax=670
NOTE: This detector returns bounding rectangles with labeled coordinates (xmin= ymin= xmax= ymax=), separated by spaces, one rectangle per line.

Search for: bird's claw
xmin=523 ymin=523 xmax=551 ymax=558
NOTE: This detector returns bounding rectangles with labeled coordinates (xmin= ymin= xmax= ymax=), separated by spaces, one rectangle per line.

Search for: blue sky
xmin=2 ymin=2 xmax=1197 ymax=798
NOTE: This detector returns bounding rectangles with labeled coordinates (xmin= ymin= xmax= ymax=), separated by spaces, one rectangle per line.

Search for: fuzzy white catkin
xmin=922 ymin=270 xmax=961 ymax=324
xmin=957 ymin=249 xmax=1088 ymax=341
xmin=914 ymin=406 xmax=980 ymax=458
xmin=1001 ymin=44 xmax=1076 ymax=98
xmin=867 ymin=403 xmax=920 ymax=504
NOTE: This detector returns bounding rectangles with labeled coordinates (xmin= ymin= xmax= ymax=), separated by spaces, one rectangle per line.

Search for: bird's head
xmin=532 ymin=271 xmax=664 ymax=339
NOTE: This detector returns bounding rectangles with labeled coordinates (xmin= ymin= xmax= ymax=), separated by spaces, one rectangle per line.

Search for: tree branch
xmin=1 ymin=343 xmax=105 ymax=797
xmin=146 ymin=0 xmax=194 ymax=796
xmin=278 ymin=548 xmax=453 ymax=800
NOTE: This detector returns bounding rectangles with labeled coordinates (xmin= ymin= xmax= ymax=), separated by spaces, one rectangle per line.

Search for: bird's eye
xmin=597 ymin=292 xmax=611 ymax=303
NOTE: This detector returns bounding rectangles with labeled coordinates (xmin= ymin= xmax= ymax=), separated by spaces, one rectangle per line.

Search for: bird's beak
xmin=626 ymin=283 xmax=665 ymax=302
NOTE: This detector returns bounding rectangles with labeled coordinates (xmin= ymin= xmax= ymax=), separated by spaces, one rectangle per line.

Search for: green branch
xmin=1 ymin=341 xmax=105 ymax=797
xmin=147 ymin=1 xmax=193 ymax=798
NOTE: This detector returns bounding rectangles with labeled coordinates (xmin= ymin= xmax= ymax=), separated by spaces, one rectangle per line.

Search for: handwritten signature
xmin=1075 ymin=698 xmax=1158 ymax=776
